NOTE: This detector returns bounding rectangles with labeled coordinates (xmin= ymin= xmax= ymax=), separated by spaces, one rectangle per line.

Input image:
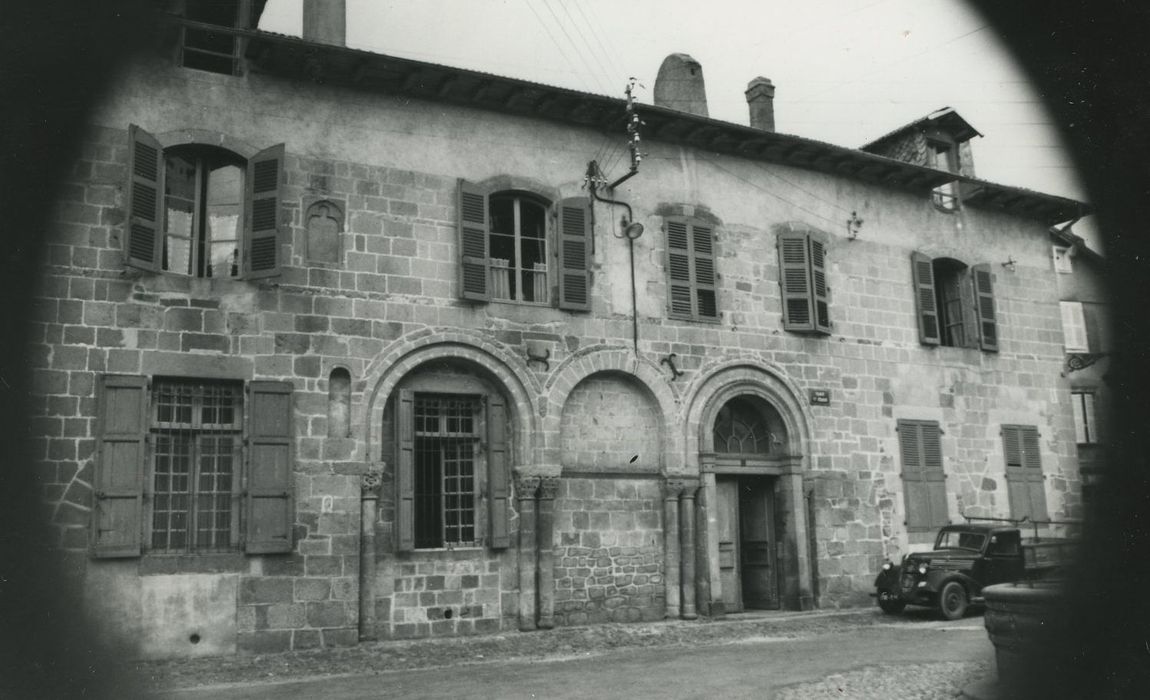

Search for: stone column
xmin=358 ymin=469 xmax=382 ymax=641
xmin=536 ymin=476 xmax=561 ymax=629
xmin=784 ymin=472 xmax=816 ymax=610
xmin=514 ymin=474 xmax=540 ymax=631
xmin=698 ymin=471 xmax=719 ymax=616
xmin=662 ymin=478 xmax=684 ymax=619
xmin=680 ymin=482 xmax=699 ymax=620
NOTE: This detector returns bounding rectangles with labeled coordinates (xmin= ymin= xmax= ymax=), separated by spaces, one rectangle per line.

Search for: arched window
xmin=125 ymin=124 xmax=285 ymax=280
xmin=714 ymin=397 xmax=774 ymax=455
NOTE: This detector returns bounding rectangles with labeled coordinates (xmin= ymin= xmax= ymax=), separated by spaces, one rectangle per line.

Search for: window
xmin=1060 ymin=301 xmax=1089 ymax=352
xmin=928 ymin=139 xmax=960 ymax=210
xmin=92 ymin=375 xmax=294 ymax=558
xmin=456 ymin=180 xmax=590 ymax=311
xmin=936 ymin=530 xmax=986 ymax=552
xmin=897 ymin=419 xmax=948 ymax=531
xmin=777 ymin=228 xmax=830 ymax=334
xmin=395 ymin=390 xmax=510 ymax=551
xmin=911 ymin=253 xmax=997 ymax=351
xmin=666 ymin=217 xmax=719 ymax=322
xmin=1052 ymin=246 xmax=1073 ymax=274
xmin=1071 ymin=391 xmax=1098 ymax=445
xmin=1002 ymin=425 xmax=1049 ymax=521
xmin=179 ymin=0 xmax=253 ymax=76
xmin=125 ymin=124 xmax=284 ymax=279
xmin=714 ymin=398 xmax=773 ymax=455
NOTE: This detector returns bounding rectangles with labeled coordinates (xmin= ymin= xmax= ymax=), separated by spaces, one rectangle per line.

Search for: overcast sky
xmin=261 ymin=0 xmax=1086 ymax=205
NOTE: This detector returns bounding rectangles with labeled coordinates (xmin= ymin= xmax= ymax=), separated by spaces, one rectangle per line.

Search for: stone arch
xmin=683 ymin=358 xmax=813 ymax=471
xmin=155 ymin=128 xmax=258 ymax=158
xmin=543 ymin=346 xmax=680 ymax=471
xmin=364 ymin=329 xmax=541 ymax=468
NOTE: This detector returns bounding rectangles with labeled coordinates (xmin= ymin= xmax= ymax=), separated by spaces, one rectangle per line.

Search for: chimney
xmin=745 ymin=77 xmax=776 ymax=132
xmin=653 ymin=54 xmax=709 ymax=118
xmin=303 ymin=0 xmax=346 ymax=46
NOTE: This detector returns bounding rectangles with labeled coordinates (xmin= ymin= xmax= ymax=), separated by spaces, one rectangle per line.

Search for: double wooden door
xmin=717 ymin=476 xmax=780 ymax=611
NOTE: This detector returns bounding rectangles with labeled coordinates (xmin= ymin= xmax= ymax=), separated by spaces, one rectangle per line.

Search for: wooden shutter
xmin=777 ymin=232 xmax=813 ymax=331
xmin=395 ymin=389 xmax=415 ymax=552
xmin=809 ymin=236 xmax=831 ymax=333
xmin=666 ymin=219 xmax=694 ymax=317
xmin=557 ymin=197 xmax=591 ymax=311
xmin=92 ymin=374 xmax=147 ymax=558
xmin=1003 ymin=425 xmax=1048 ymax=521
xmin=486 ymin=393 xmax=511 ymax=549
xmin=911 ymin=252 xmax=941 ymax=345
xmin=245 ymin=381 xmax=294 ymax=553
xmin=125 ymin=125 xmax=163 ymax=272
xmin=457 ymin=179 xmax=490 ymax=302
xmin=1060 ymin=301 xmax=1089 ymax=352
xmin=244 ymin=143 xmax=285 ymax=279
xmin=692 ymin=222 xmax=718 ymax=319
xmin=971 ymin=263 xmax=998 ymax=352
xmin=898 ymin=419 xmax=947 ymax=531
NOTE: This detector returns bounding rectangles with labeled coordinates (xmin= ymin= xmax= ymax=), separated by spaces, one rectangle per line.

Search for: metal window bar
xmin=150 ymin=380 xmax=242 ymax=553
xmin=413 ymin=395 xmax=479 ymax=548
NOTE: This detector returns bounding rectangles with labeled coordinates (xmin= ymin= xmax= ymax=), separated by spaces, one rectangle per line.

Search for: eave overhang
xmin=165 ymin=17 xmax=1090 ymax=226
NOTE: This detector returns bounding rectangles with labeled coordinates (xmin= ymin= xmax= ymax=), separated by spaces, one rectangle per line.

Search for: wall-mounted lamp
xmin=1002 ymin=256 xmax=1017 ymax=272
xmin=621 ymin=217 xmax=645 ymax=240
xmin=846 ymin=211 xmax=863 ymax=240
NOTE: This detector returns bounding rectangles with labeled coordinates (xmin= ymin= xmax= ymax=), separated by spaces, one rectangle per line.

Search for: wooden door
xmin=739 ymin=479 xmax=779 ymax=609
xmin=716 ymin=478 xmax=741 ymax=612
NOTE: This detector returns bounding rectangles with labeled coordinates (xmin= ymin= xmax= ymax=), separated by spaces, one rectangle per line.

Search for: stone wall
xmin=552 ymin=478 xmax=665 ymax=625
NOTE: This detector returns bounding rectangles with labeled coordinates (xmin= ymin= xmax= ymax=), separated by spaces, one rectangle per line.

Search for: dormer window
xmin=928 ymin=139 xmax=960 ymax=211
xmin=179 ymin=0 xmax=253 ymax=76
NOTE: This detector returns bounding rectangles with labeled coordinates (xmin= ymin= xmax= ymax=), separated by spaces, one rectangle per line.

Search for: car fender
xmin=874 ymin=564 xmax=901 ymax=592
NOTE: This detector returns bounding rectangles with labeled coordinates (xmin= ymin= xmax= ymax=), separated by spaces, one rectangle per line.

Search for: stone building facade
xmin=30 ymin=3 xmax=1090 ymax=658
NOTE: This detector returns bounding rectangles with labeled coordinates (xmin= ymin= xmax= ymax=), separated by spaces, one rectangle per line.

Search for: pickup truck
xmin=873 ymin=521 xmax=1077 ymax=620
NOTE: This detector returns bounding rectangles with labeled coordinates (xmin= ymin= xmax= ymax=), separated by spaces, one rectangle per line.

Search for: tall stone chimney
xmin=303 ymin=0 xmax=346 ymax=46
xmin=653 ymin=54 xmax=709 ymax=118
xmin=745 ymin=77 xmax=776 ymax=132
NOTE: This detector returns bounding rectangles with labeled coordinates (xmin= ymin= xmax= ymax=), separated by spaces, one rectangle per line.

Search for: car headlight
xmin=882 ymin=562 xmax=892 ymax=571
xmin=918 ymin=563 xmax=928 ymax=575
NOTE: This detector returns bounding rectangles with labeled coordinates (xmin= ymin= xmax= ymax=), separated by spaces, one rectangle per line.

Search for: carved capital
xmin=361 ymin=469 xmax=383 ymax=497
xmin=513 ymin=474 xmax=541 ymax=500
xmin=538 ymin=475 xmax=561 ymax=501
xmin=664 ymin=478 xmax=687 ymax=500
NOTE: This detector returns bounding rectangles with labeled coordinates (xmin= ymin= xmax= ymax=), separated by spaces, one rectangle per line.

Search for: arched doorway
xmin=711 ymin=395 xmax=790 ymax=611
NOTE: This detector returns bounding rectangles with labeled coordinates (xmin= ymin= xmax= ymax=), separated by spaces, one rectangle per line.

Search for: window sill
xmin=139 ymin=552 xmax=247 ymax=575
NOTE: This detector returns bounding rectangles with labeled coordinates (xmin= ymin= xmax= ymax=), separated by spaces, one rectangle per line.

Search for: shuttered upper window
xmin=125 ymin=124 xmax=284 ymax=280
xmin=456 ymin=180 xmax=590 ymax=311
xmin=92 ymin=375 xmax=295 ymax=558
xmin=910 ymin=253 xmax=997 ymax=351
xmin=777 ymin=230 xmax=830 ymax=334
xmin=897 ymin=419 xmax=948 ymax=532
xmin=665 ymin=217 xmax=719 ymax=322
xmin=1002 ymin=425 xmax=1049 ymax=521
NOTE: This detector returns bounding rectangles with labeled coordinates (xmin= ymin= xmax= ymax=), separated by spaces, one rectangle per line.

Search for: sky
xmin=260 ymin=0 xmax=1087 ymax=207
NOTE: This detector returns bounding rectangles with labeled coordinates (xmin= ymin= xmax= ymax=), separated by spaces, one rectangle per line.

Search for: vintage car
xmin=873 ymin=522 xmax=1077 ymax=620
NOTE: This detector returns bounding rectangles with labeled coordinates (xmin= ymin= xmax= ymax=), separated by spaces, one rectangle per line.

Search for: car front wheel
xmin=938 ymin=581 xmax=968 ymax=620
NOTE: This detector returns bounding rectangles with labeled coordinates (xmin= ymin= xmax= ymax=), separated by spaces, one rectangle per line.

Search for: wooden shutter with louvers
xmin=911 ymin=252 xmax=941 ymax=345
xmin=244 ymin=144 xmax=285 ymax=279
xmin=1003 ymin=425 xmax=1048 ymax=521
xmin=92 ymin=374 xmax=147 ymax=558
xmin=125 ymin=125 xmax=163 ymax=272
xmin=692 ymin=222 xmax=718 ymax=319
xmin=245 ymin=381 xmax=294 ymax=553
xmin=897 ymin=419 xmax=947 ymax=531
xmin=395 ymin=389 xmax=415 ymax=552
xmin=458 ymin=180 xmax=490 ymax=302
xmin=778 ymin=232 xmax=814 ymax=331
xmin=971 ymin=263 xmax=998 ymax=352
xmin=557 ymin=197 xmax=591 ymax=311
xmin=809 ymin=236 xmax=831 ymax=333
xmin=666 ymin=219 xmax=694 ymax=318
xmin=486 ymin=393 xmax=511 ymax=548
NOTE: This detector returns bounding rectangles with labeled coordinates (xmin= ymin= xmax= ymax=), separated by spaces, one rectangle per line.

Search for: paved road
xmin=160 ymin=616 xmax=992 ymax=699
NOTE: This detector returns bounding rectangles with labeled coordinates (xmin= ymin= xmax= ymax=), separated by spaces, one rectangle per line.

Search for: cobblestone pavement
xmin=131 ymin=607 xmax=996 ymax=697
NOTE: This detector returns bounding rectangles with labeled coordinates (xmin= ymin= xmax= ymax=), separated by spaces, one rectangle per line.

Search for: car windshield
xmin=936 ymin=530 xmax=986 ymax=551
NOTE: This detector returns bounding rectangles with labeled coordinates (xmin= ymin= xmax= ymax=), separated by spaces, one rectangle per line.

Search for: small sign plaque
xmin=809 ymin=389 xmax=831 ymax=406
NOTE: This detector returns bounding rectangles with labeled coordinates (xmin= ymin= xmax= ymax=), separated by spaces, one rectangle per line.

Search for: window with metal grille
xmin=150 ymin=379 xmax=243 ymax=553
xmin=413 ymin=394 xmax=480 ymax=548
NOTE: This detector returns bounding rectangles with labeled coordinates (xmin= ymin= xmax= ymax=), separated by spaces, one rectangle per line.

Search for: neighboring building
xmin=30 ymin=2 xmax=1091 ymax=657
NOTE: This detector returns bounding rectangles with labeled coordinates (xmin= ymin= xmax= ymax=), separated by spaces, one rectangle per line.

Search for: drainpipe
xmin=588 ymin=162 xmax=643 ymax=354
xmin=358 ymin=468 xmax=382 ymax=641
